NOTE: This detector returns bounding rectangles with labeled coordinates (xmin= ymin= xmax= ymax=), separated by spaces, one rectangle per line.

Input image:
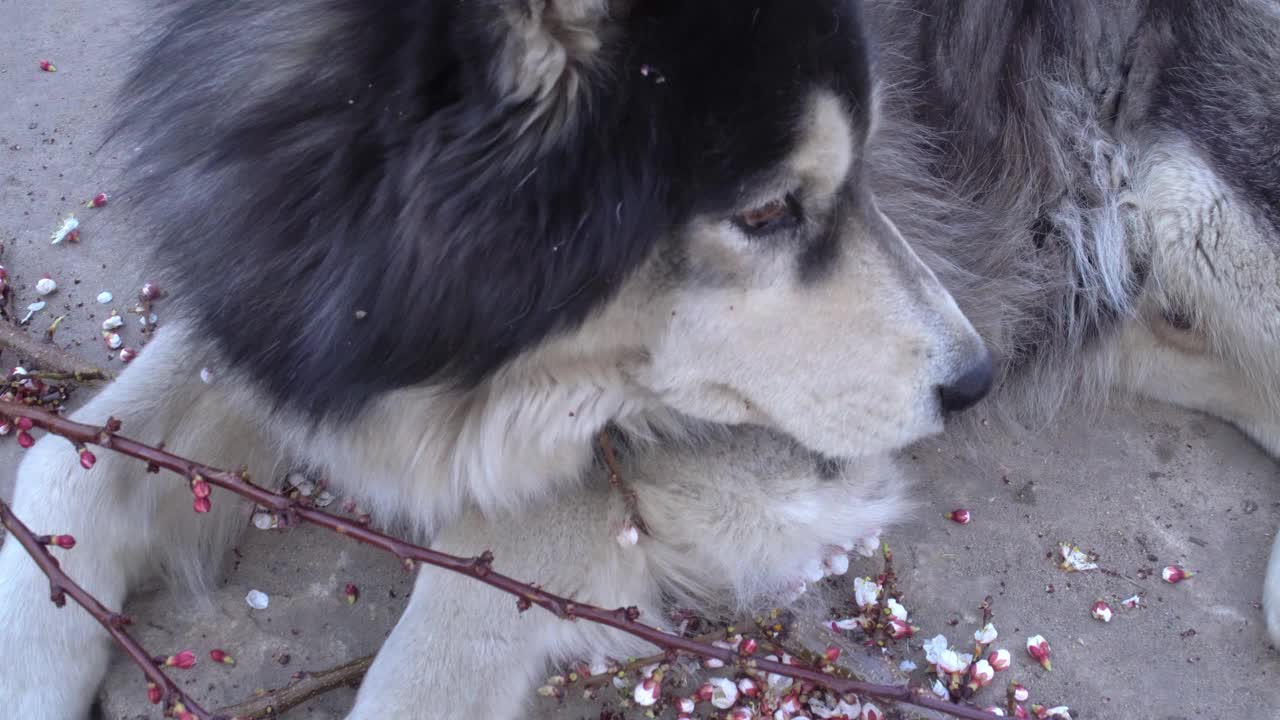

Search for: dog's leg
xmin=344 ymin=488 xmax=663 ymax=718
xmin=0 ymin=322 xmax=277 ymax=719
xmin=1113 ymin=312 xmax=1280 ymax=649
xmin=1122 ymin=142 xmax=1280 ymax=647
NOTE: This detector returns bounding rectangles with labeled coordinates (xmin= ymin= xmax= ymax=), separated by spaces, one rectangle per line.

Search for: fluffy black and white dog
xmin=1 ymin=1 xmax=1279 ymax=716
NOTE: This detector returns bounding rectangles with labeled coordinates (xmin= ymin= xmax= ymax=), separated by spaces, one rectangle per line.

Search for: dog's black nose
xmin=937 ymin=352 xmax=994 ymax=415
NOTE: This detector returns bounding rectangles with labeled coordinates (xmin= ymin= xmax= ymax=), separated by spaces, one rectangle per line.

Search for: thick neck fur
xmin=269 ymin=271 xmax=686 ymax=538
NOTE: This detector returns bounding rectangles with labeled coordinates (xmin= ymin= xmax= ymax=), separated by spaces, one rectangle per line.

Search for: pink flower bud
xmin=141 ymin=282 xmax=163 ymax=301
xmin=737 ymin=677 xmax=760 ymax=697
xmin=1012 ymin=683 xmax=1030 ymax=702
xmin=676 ymin=697 xmax=696 ymax=713
xmin=1091 ymin=600 xmax=1113 ymax=623
xmin=739 ymin=637 xmax=758 ymax=656
xmin=344 ymin=583 xmax=359 ymax=605
xmin=16 ymin=416 xmax=33 ymax=431
xmin=17 ymin=430 xmax=34 ymax=448
xmin=39 ymin=60 xmax=56 ymax=72
xmin=633 ymin=677 xmax=660 ymax=707
xmin=967 ymin=659 xmax=995 ymax=690
xmin=51 ymin=534 xmax=76 ymax=550
xmin=730 ymin=709 xmax=754 ymax=720
xmin=886 ymin=619 xmax=914 ymax=639
xmin=191 ymin=478 xmax=211 ymax=499
xmin=120 ymin=347 xmax=139 ymax=363
xmin=861 ymin=702 xmax=884 ymax=720
xmin=209 ymin=649 xmax=235 ymax=665
xmin=695 ymin=682 xmax=715 ymax=702
xmin=988 ymin=648 xmax=1011 ymax=671
xmin=1014 ymin=705 xmax=1030 ymax=719
xmin=1026 ymin=635 xmax=1052 ymax=671
xmin=192 ymin=496 xmax=212 ymax=514
xmin=79 ymin=448 xmax=96 ymax=469
xmin=1162 ymin=566 xmax=1194 ymax=584
xmin=823 ymin=645 xmax=841 ymax=664
xmin=146 ymin=681 xmax=161 ymax=704
xmin=165 ymin=650 xmax=197 ymax=669
xmin=948 ymin=508 xmax=971 ymax=524
xmin=87 ymin=193 xmax=108 ymax=208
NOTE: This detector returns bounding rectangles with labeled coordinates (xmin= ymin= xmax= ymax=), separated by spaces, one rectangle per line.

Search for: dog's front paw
xmin=0 ymin=538 xmax=109 ymax=719
xmin=1266 ymin=533 xmax=1280 ymax=650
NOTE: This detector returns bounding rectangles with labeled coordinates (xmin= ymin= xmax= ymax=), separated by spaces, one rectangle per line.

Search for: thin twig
xmin=214 ymin=654 xmax=374 ymax=720
xmin=0 ymin=499 xmax=211 ymax=720
xmin=597 ymin=429 xmax=648 ymax=535
xmin=0 ymin=401 xmax=1002 ymax=720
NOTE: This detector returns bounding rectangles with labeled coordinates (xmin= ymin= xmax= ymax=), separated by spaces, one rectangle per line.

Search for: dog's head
xmin=476 ymin=0 xmax=994 ymax=458
xmin=123 ymin=0 xmax=990 ymax=459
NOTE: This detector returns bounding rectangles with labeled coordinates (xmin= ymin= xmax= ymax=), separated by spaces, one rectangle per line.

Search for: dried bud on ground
xmin=1091 ymin=600 xmax=1113 ymax=623
xmin=209 ymin=649 xmax=236 ymax=665
xmin=1026 ymin=635 xmax=1052 ymax=671
xmin=164 ymin=650 xmax=197 ymax=669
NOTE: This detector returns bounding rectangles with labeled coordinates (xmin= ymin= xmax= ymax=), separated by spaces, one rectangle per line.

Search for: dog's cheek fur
xmin=111 ymin=0 xmax=676 ymax=422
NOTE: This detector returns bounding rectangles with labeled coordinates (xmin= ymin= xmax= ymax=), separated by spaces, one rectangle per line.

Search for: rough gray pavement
xmin=2 ymin=1 xmax=1279 ymax=719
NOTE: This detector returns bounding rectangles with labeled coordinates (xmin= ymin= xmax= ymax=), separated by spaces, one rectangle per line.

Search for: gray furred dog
xmin=1 ymin=1 xmax=1278 ymax=717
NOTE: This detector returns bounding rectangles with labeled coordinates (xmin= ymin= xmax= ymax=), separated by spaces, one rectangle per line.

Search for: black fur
xmin=109 ymin=0 xmax=872 ymax=420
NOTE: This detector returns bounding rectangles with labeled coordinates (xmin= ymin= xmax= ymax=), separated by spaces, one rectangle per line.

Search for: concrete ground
xmin=2 ymin=1 xmax=1278 ymax=718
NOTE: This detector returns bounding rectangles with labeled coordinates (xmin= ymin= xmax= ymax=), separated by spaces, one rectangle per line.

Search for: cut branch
xmin=0 ymin=400 xmax=1002 ymax=720
xmin=0 ymin=325 xmax=114 ymax=381
xmin=214 ymin=654 xmax=374 ymax=720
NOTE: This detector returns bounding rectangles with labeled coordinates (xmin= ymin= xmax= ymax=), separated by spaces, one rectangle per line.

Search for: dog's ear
xmin=486 ymin=0 xmax=643 ymax=134
xmin=356 ymin=0 xmax=678 ymax=404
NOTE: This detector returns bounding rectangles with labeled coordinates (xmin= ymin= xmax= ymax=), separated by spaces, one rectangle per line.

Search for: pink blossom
xmin=633 ymin=677 xmax=660 ymax=707
xmin=968 ymin=659 xmax=995 ymax=689
xmin=988 ymin=648 xmax=1011 ymax=671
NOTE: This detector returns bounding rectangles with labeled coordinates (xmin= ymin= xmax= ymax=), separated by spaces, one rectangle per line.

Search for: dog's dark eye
xmin=734 ymin=195 xmax=801 ymax=235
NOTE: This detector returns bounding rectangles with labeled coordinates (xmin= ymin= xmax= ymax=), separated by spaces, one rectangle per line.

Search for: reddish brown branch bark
xmin=0 ymin=400 xmax=1001 ymax=720
xmin=0 ymin=499 xmax=210 ymax=720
